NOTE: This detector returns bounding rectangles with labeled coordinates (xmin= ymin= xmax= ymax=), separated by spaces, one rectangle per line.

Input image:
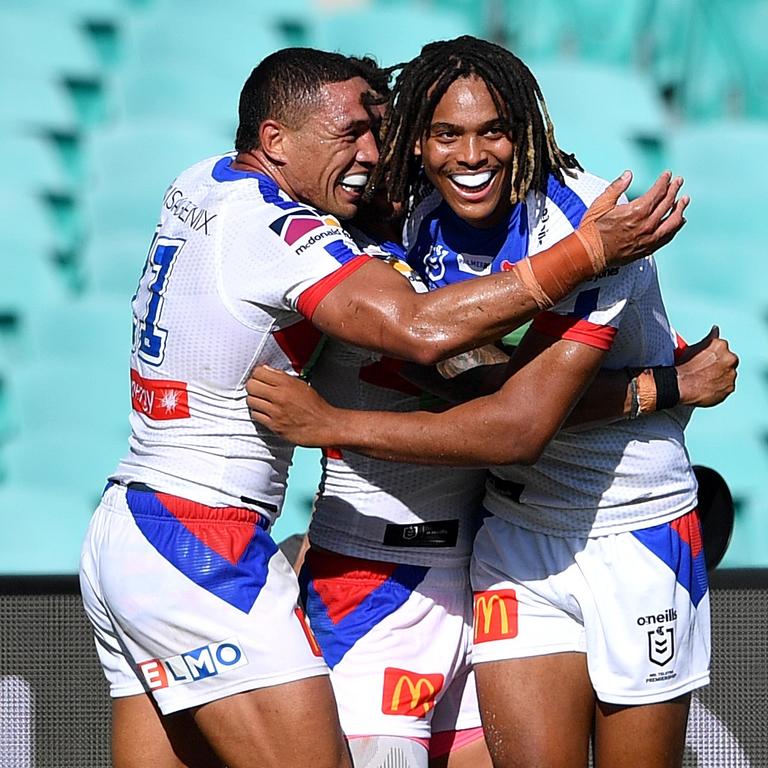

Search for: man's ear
xmin=259 ymin=119 xmax=289 ymax=165
xmin=413 ymin=136 xmax=422 ymax=157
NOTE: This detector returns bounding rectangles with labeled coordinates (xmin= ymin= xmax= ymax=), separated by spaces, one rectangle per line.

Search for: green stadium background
xmin=1 ymin=0 xmax=766 ymax=576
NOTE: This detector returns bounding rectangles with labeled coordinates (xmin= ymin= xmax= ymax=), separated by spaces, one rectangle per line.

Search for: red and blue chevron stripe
xmin=299 ymin=550 xmax=428 ymax=669
xmin=126 ymin=486 xmax=277 ymax=614
xmin=631 ymin=509 xmax=709 ymax=608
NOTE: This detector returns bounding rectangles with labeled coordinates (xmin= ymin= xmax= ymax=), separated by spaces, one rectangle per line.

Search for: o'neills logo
xmin=381 ymin=667 xmax=444 ymax=717
xmin=474 ymin=590 xmax=519 ymax=643
xmin=131 ymin=369 xmax=190 ymax=420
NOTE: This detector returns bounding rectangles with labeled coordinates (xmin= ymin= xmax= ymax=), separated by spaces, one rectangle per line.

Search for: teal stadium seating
xmin=528 ymin=59 xmax=668 ymax=193
xmin=311 ymin=5 xmax=478 ymax=67
xmin=81 ymin=121 xmax=232 ymax=243
xmin=2 ymin=0 xmax=767 ymax=570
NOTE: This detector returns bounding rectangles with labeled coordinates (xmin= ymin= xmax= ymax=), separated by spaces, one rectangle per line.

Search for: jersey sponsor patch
xmin=138 ymin=637 xmax=248 ymax=690
xmin=130 ymin=369 xmax=190 ymax=420
xmin=473 ymin=589 xmax=519 ymax=643
xmin=382 ymin=520 xmax=459 ymax=548
xmin=269 ymin=210 xmax=346 ymax=255
xmin=381 ymin=667 xmax=444 ymax=717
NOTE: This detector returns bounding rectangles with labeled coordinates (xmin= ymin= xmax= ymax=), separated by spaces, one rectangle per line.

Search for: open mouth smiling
xmin=340 ymin=172 xmax=369 ymax=194
xmin=448 ymin=169 xmax=497 ymax=193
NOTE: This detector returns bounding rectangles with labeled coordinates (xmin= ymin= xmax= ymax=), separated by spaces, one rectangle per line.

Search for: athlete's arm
xmin=397 ymin=325 xmax=738 ymax=422
xmin=308 ymin=172 xmax=688 ymax=365
xmin=246 ymin=329 xmax=606 ymax=466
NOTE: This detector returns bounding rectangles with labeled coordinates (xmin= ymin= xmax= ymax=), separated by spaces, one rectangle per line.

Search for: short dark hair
xmin=235 ymin=48 xmax=374 ymax=152
xmin=373 ymin=36 xmax=581 ymax=211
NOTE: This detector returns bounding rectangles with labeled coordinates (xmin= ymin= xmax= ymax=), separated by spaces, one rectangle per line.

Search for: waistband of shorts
xmin=304 ymin=546 xmax=468 ymax=586
xmin=105 ymin=480 xmax=270 ymax=529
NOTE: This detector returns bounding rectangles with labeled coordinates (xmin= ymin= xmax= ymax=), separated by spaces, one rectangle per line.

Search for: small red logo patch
xmin=381 ymin=667 xmax=444 ymax=717
xmin=473 ymin=589 xmax=519 ymax=643
xmin=131 ymin=369 xmax=190 ymax=420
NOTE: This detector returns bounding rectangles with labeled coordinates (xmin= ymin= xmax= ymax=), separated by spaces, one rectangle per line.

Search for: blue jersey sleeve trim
xmin=546 ymin=174 xmax=588 ymax=228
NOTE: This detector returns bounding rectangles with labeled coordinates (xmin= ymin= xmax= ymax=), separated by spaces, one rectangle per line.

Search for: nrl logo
xmin=648 ymin=625 xmax=675 ymax=666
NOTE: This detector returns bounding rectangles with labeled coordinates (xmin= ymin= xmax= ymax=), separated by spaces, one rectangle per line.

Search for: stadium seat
xmin=0 ymin=484 xmax=94 ymax=575
xmin=1 ymin=428 xmax=126 ymax=509
xmin=530 ymin=59 xmax=668 ymax=141
xmin=119 ymin=9 xmax=286 ymax=84
xmin=0 ymin=135 xmax=71 ymax=198
xmin=656 ymin=236 xmax=767 ymax=314
xmin=311 ymin=6 xmax=476 ymax=67
xmin=81 ymin=121 xmax=232 ymax=240
xmin=108 ymin=65 xmax=242 ymax=137
xmin=666 ymin=121 xmax=768 ymax=204
xmin=79 ymin=231 xmax=150 ymax=300
xmin=23 ymin=294 xmax=131 ymax=364
xmin=0 ymin=12 xmax=102 ymax=84
xmin=0 ymin=79 xmax=80 ymax=137
xmin=3 ymin=358 xmax=130 ymax=440
xmin=502 ymin=0 xmax=651 ymax=66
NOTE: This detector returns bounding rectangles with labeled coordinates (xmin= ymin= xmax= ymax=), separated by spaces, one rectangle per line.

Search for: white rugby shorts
xmin=300 ymin=547 xmax=481 ymax=740
xmin=470 ymin=509 xmax=710 ymax=705
xmin=79 ymin=483 xmax=328 ymax=714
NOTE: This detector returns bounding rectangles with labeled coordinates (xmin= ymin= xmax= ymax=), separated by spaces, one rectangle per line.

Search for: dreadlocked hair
xmin=373 ymin=36 xmax=581 ymax=213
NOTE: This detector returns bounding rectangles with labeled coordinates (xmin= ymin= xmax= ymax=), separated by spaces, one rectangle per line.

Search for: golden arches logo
xmin=382 ymin=668 xmax=444 ymax=716
xmin=473 ymin=590 xmax=518 ymax=643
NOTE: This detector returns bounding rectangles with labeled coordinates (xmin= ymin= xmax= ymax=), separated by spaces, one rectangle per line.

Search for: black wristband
xmin=652 ymin=366 xmax=680 ymax=410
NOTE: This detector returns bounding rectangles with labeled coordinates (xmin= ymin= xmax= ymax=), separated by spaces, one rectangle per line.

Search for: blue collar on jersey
xmin=211 ymin=156 xmax=316 ymax=214
xmin=211 ymin=155 xmax=267 ymax=182
xmin=407 ymin=174 xmax=588 ymax=289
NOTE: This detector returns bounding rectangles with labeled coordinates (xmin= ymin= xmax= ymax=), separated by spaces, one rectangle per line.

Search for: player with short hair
xmin=246 ymin=38 xmax=737 ymax=768
xmin=78 ymin=46 xmax=687 ymax=768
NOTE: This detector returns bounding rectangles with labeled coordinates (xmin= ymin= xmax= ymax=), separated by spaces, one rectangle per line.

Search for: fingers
xmin=631 ymin=170 xmax=674 ymax=214
xmin=646 ymin=193 xmax=689 ymax=249
xmin=582 ymin=171 xmax=633 ymax=222
xmin=604 ymin=170 xmax=633 ymax=199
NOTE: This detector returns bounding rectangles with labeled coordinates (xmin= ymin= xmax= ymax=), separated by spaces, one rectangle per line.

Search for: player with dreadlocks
xmin=373 ymin=35 xmax=580 ymax=216
xmin=247 ymin=37 xmax=736 ymax=768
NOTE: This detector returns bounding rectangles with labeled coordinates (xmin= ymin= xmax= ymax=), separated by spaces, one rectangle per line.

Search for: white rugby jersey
xmin=112 ymin=154 xmax=370 ymax=521
xmin=407 ymin=170 xmax=697 ymax=538
xmin=307 ymin=229 xmax=487 ymax=567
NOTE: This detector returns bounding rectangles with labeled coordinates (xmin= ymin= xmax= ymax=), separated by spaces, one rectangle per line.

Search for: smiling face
xmin=417 ymin=75 xmax=515 ymax=229
xmin=279 ymin=76 xmax=380 ymax=220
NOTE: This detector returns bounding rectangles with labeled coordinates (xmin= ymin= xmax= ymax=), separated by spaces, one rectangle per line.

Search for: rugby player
xmin=78 ymin=46 xmax=688 ymax=768
xmin=245 ymin=38 xmax=738 ymax=768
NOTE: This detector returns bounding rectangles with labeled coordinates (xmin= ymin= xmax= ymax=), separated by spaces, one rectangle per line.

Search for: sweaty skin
xmin=233 ymin=74 xmax=689 ymax=366
xmin=245 ymin=324 xmax=737 ymax=463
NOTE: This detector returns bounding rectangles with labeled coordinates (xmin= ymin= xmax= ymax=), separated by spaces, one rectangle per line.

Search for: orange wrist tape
xmin=636 ymin=368 xmax=657 ymax=414
xmin=516 ymin=256 xmax=554 ymax=310
xmin=525 ymin=232 xmax=599 ymax=306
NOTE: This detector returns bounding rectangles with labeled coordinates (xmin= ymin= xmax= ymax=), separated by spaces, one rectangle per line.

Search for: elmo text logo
xmin=139 ymin=638 xmax=247 ymax=690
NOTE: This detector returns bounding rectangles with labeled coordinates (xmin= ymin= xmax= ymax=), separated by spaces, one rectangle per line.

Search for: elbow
xmin=394 ymin=330 xmax=449 ymax=366
xmin=485 ymin=426 xmax=550 ymax=466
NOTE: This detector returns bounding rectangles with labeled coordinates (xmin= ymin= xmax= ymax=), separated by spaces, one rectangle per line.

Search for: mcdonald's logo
xmin=473 ymin=590 xmax=518 ymax=643
xmin=381 ymin=667 xmax=444 ymax=717
xmin=294 ymin=606 xmax=323 ymax=657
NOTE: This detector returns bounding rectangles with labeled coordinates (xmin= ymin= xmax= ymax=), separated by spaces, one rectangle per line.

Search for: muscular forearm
xmin=318 ymin=396 xmax=541 ymax=467
xmin=565 ymin=369 xmax=632 ymax=428
xmin=314 ymin=233 xmax=601 ymax=366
